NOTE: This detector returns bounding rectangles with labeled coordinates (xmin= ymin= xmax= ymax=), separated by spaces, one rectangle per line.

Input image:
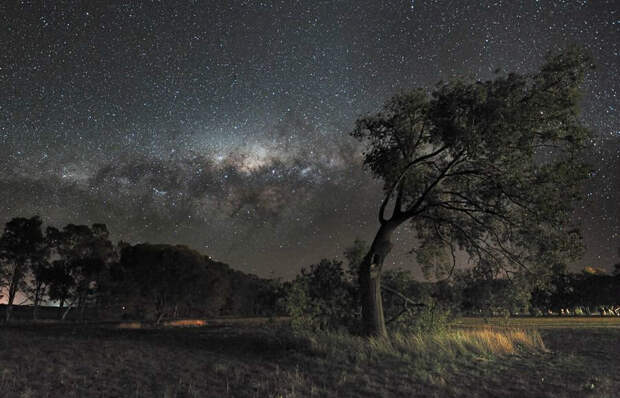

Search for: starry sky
xmin=1 ymin=1 xmax=618 ymax=278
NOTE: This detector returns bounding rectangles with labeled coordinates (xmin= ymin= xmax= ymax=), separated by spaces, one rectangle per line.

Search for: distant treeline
xmin=1 ymin=216 xmax=618 ymax=326
xmin=0 ymin=216 xmax=283 ymax=322
xmin=283 ymin=257 xmax=620 ymax=332
xmin=449 ymin=265 xmax=620 ymax=317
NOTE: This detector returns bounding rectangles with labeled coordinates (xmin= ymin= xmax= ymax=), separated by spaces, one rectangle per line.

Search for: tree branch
xmin=399 ymin=150 xmax=466 ymax=220
xmin=378 ymin=145 xmax=450 ymax=223
xmin=385 ymin=307 xmax=412 ymax=325
xmin=382 ymin=285 xmax=426 ymax=308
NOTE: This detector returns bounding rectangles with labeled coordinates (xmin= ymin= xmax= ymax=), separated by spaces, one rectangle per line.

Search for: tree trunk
xmin=61 ymin=305 xmax=72 ymax=320
xmin=33 ymin=282 xmax=43 ymax=320
xmin=5 ymin=286 xmax=16 ymax=322
xmin=61 ymin=298 xmax=77 ymax=321
xmin=57 ymin=295 xmax=66 ymax=319
xmin=359 ymin=222 xmax=398 ymax=337
xmin=5 ymin=264 xmax=22 ymax=322
xmin=155 ymin=295 xmax=167 ymax=325
xmin=78 ymin=290 xmax=87 ymax=322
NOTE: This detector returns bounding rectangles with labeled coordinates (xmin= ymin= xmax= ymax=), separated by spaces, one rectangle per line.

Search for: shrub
xmin=388 ymin=303 xmax=452 ymax=334
xmin=285 ymin=259 xmax=358 ymax=332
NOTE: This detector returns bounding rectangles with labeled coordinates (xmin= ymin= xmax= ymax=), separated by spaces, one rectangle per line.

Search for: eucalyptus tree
xmin=0 ymin=216 xmax=47 ymax=321
xmin=48 ymin=223 xmax=116 ymax=320
xmin=28 ymin=251 xmax=52 ymax=320
xmin=351 ymin=48 xmax=593 ymax=336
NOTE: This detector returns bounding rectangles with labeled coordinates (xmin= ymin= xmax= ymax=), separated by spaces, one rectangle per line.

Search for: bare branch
xmin=400 ymin=150 xmax=466 ymax=220
xmin=378 ymin=145 xmax=450 ymax=223
xmin=385 ymin=307 xmax=412 ymax=325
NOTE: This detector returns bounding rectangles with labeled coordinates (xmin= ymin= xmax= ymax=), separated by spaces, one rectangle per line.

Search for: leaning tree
xmin=352 ymin=48 xmax=593 ymax=336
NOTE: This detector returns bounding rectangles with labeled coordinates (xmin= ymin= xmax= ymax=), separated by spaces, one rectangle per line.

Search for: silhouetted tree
xmin=351 ymin=48 xmax=593 ymax=336
xmin=27 ymin=253 xmax=51 ymax=320
xmin=457 ymin=268 xmax=531 ymax=317
xmin=46 ymin=260 xmax=75 ymax=318
xmin=575 ymin=267 xmax=617 ymax=315
xmin=0 ymin=216 xmax=46 ymax=321
xmin=49 ymin=223 xmax=115 ymax=320
xmin=118 ymin=244 xmax=208 ymax=323
xmin=530 ymin=263 xmax=574 ymax=314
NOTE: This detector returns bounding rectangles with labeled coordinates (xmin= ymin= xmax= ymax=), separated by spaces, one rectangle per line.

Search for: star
xmin=0 ymin=1 xmax=618 ymax=276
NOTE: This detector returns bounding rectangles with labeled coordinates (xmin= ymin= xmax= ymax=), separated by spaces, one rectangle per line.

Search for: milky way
xmin=1 ymin=1 xmax=618 ymax=277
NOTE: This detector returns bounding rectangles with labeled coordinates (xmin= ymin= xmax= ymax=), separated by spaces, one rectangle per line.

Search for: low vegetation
xmin=456 ymin=316 xmax=620 ymax=329
xmin=0 ymin=217 xmax=284 ymax=323
xmin=298 ymin=327 xmax=546 ymax=362
xmin=0 ymin=318 xmax=618 ymax=397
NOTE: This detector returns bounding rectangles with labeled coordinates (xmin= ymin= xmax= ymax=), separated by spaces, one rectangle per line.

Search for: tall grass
xmin=294 ymin=327 xmax=546 ymax=365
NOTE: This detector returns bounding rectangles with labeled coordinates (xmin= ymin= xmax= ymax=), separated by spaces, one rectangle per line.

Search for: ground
xmin=0 ymin=317 xmax=618 ymax=397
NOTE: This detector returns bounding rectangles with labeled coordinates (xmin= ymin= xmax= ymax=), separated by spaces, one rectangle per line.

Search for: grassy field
xmin=0 ymin=317 xmax=618 ymax=397
xmin=455 ymin=316 xmax=620 ymax=329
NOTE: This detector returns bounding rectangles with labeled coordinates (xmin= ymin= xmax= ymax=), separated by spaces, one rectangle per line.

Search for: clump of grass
xmin=448 ymin=328 xmax=546 ymax=356
xmin=294 ymin=327 xmax=546 ymax=365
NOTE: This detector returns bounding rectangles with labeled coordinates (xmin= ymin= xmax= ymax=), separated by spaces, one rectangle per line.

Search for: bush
xmin=388 ymin=303 xmax=452 ymax=335
xmin=286 ymin=261 xmax=455 ymax=334
xmin=530 ymin=307 xmax=544 ymax=317
xmin=285 ymin=259 xmax=358 ymax=332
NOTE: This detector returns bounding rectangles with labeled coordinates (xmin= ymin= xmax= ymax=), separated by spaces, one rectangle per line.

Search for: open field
xmin=455 ymin=316 xmax=620 ymax=329
xmin=0 ymin=318 xmax=618 ymax=397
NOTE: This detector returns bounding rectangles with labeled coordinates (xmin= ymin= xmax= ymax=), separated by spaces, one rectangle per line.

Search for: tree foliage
xmin=117 ymin=244 xmax=216 ymax=323
xmin=114 ymin=243 xmax=280 ymax=322
xmin=286 ymin=259 xmax=358 ymax=331
xmin=45 ymin=223 xmax=116 ymax=319
xmin=354 ymin=48 xmax=592 ymax=277
xmin=351 ymin=48 xmax=594 ymax=335
xmin=456 ymin=269 xmax=531 ymax=317
xmin=0 ymin=216 xmax=47 ymax=321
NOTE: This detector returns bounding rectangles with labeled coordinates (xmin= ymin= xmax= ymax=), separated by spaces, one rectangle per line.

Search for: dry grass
xmin=449 ymin=328 xmax=546 ymax=355
xmin=303 ymin=327 xmax=545 ymax=364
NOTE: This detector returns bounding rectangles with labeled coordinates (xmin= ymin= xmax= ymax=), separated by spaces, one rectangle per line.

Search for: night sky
xmin=1 ymin=1 xmax=618 ymax=278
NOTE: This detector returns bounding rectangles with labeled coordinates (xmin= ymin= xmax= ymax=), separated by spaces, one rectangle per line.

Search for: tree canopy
xmin=352 ymin=48 xmax=594 ymax=336
xmin=0 ymin=216 xmax=47 ymax=321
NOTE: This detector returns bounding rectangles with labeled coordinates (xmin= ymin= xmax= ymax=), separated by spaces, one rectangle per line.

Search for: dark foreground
xmin=0 ymin=318 xmax=618 ymax=397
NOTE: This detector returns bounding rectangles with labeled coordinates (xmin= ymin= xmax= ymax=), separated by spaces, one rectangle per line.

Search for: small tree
xmin=351 ymin=48 xmax=593 ymax=336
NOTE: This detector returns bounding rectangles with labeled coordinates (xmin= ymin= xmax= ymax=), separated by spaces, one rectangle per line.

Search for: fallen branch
xmin=382 ymin=285 xmax=426 ymax=325
xmin=382 ymin=285 xmax=426 ymax=308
